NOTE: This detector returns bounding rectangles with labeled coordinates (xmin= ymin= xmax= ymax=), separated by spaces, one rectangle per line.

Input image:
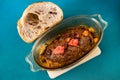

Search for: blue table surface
xmin=0 ymin=0 xmax=120 ymax=80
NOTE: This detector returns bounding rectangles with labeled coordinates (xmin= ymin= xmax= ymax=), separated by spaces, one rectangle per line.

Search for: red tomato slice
xmin=52 ymin=46 xmax=65 ymax=54
xmin=68 ymin=39 xmax=78 ymax=46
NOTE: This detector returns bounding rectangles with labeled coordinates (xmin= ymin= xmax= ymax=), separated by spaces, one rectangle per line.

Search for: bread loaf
xmin=17 ymin=2 xmax=63 ymax=43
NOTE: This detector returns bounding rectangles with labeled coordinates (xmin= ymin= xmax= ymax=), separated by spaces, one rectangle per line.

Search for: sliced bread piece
xmin=17 ymin=2 xmax=63 ymax=43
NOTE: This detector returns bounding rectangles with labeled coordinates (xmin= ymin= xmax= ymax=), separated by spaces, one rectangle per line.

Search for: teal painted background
xmin=0 ymin=0 xmax=120 ymax=80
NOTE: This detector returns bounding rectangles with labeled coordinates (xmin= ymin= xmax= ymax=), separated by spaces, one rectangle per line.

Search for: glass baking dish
xmin=25 ymin=14 xmax=108 ymax=71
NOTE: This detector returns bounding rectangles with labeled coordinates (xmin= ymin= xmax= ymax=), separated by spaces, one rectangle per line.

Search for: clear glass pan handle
xmin=91 ymin=14 xmax=108 ymax=31
xmin=25 ymin=52 xmax=41 ymax=72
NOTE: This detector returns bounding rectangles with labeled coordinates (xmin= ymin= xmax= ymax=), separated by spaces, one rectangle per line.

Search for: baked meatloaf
xmin=35 ymin=25 xmax=99 ymax=69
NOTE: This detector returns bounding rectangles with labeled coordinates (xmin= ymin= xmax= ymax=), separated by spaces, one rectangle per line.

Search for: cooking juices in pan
xmin=35 ymin=25 xmax=99 ymax=69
